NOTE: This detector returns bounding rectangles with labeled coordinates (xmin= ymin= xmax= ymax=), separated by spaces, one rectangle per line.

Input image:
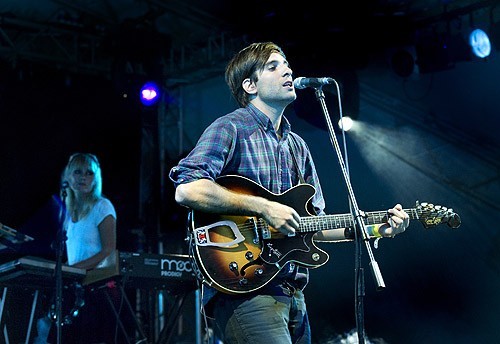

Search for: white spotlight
xmin=338 ymin=116 xmax=354 ymax=131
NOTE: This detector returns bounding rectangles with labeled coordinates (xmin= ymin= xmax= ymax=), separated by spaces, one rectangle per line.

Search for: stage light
xmin=469 ymin=28 xmax=491 ymax=58
xmin=140 ymin=81 xmax=160 ymax=106
xmin=391 ymin=48 xmax=415 ymax=78
xmin=338 ymin=116 xmax=354 ymax=132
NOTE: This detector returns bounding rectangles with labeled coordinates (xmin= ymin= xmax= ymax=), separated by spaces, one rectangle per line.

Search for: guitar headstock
xmin=415 ymin=201 xmax=461 ymax=229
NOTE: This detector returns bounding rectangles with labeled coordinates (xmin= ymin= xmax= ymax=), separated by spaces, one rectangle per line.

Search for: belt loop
xmin=281 ymin=281 xmax=297 ymax=296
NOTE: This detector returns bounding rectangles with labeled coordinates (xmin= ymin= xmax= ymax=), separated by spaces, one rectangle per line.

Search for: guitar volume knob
xmin=245 ymin=251 xmax=254 ymax=260
xmin=229 ymin=261 xmax=239 ymax=274
xmin=255 ymin=267 xmax=264 ymax=276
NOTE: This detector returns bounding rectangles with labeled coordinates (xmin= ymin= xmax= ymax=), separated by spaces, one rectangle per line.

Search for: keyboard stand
xmin=89 ymin=280 xmax=148 ymax=344
xmin=0 ymin=287 xmax=40 ymax=344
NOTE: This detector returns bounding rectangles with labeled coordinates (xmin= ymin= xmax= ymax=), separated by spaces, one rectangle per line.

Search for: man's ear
xmin=242 ymin=78 xmax=257 ymax=95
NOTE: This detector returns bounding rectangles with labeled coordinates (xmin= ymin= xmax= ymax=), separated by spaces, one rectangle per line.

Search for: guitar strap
xmin=287 ymin=134 xmax=306 ymax=184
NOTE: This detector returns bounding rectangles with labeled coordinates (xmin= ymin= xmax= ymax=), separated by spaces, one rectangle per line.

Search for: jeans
xmin=212 ymin=290 xmax=311 ymax=344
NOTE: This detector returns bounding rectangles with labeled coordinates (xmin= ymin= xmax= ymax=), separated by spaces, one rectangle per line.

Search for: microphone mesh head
xmin=293 ymin=77 xmax=305 ymax=89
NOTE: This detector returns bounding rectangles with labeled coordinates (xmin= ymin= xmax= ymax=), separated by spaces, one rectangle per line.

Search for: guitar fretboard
xmin=298 ymin=208 xmax=422 ymax=233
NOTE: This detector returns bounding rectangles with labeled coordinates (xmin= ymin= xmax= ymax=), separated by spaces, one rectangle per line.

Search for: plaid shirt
xmin=169 ymin=103 xmax=326 ymax=301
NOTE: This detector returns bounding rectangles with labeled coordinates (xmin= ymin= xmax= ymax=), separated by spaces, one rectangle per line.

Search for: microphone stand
xmin=54 ymin=187 xmax=68 ymax=344
xmin=311 ymin=84 xmax=385 ymax=344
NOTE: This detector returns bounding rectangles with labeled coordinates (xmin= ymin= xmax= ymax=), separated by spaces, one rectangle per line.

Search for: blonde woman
xmin=46 ymin=152 xmax=119 ymax=344
xmin=61 ymin=153 xmax=116 ymax=270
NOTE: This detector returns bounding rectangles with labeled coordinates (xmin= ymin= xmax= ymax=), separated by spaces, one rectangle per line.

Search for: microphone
xmin=293 ymin=77 xmax=334 ymax=89
xmin=61 ymin=181 xmax=69 ymax=189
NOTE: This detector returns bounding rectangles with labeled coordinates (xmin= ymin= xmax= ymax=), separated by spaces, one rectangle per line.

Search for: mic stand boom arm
xmin=312 ymin=84 xmax=385 ymax=344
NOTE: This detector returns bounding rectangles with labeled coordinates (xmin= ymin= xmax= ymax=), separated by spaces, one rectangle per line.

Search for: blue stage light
xmin=469 ymin=28 xmax=491 ymax=58
xmin=140 ymin=81 xmax=160 ymax=106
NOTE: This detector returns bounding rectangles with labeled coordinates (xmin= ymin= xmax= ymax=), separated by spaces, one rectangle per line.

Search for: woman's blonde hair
xmin=61 ymin=153 xmax=102 ymax=220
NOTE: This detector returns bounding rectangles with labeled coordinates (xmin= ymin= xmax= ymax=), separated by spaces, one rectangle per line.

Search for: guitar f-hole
xmin=240 ymin=258 xmax=265 ymax=278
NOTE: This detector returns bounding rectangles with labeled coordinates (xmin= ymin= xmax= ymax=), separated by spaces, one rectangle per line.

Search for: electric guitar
xmin=189 ymin=175 xmax=461 ymax=295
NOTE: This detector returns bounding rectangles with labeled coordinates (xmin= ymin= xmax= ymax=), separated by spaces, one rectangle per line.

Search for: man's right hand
xmin=260 ymin=201 xmax=300 ymax=237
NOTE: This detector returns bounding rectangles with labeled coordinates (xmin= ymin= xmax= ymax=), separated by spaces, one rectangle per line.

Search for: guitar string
xmin=212 ymin=208 xmax=426 ymax=248
xmin=228 ymin=207 xmax=444 ymax=237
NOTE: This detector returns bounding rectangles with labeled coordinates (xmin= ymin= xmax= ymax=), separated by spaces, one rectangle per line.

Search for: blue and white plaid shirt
xmin=169 ymin=103 xmax=326 ymax=302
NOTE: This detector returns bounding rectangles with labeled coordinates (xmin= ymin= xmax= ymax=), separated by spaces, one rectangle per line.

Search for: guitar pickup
xmin=246 ymin=218 xmax=260 ymax=244
xmin=260 ymin=219 xmax=271 ymax=239
xmin=193 ymin=220 xmax=245 ymax=248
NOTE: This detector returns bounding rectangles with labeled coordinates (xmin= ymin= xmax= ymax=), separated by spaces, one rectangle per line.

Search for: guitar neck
xmin=299 ymin=208 xmax=418 ymax=233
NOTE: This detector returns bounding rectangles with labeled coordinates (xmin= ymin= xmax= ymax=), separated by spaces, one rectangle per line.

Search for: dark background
xmin=1 ymin=1 xmax=499 ymax=343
